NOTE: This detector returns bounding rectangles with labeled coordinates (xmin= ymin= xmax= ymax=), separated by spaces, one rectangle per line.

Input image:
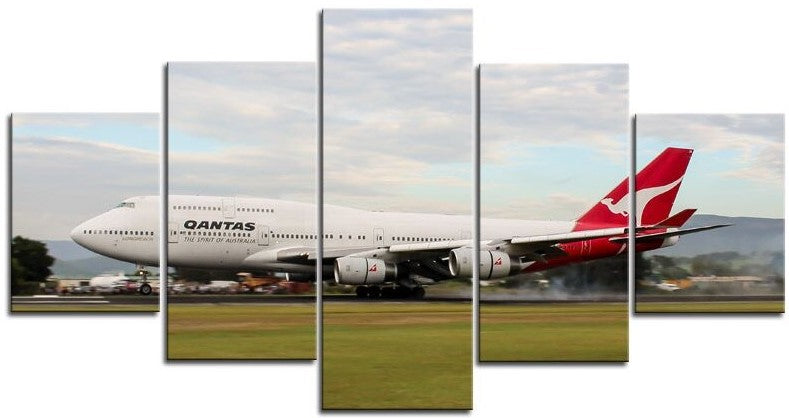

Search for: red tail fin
xmin=574 ymin=147 xmax=693 ymax=230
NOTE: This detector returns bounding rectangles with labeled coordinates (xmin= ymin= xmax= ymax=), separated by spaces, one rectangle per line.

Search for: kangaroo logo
xmin=494 ymin=257 xmax=502 ymax=266
xmin=599 ymin=177 xmax=684 ymax=222
xmin=368 ymin=264 xmax=378 ymax=272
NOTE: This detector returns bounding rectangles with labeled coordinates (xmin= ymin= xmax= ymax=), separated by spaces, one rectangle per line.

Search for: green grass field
xmin=322 ymin=302 xmax=472 ymax=410
xmin=12 ymin=304 xmax=157 ymax=312
xmin=168 ymin=304 xmax=316 ymax=360
xmin=636 ymin=301 xmax=785 ymax=313
xmin=480 ymin=303 xmax=628 ymax=362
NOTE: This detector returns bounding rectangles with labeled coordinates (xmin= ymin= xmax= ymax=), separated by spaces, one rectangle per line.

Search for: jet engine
xmin=334 ymin=257 xmax=397 ymax=285
xmin=449 ymin=248 xmax=516 ymax=279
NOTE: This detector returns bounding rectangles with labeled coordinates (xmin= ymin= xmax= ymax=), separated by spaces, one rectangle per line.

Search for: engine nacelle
xmin=334 ymin=257 xmax=397 ymax=285
xmin=660 ymin=235 xmax=679 ymax=248
xmin=449 ymin=248 xmax=514 ymax=279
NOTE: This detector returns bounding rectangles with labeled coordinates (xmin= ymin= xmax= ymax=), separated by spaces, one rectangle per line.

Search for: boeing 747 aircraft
xmin=71 ymin=147 xmax=728 ymax=297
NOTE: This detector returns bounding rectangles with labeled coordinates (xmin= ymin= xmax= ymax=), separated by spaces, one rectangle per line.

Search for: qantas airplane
xmin=70 ymin=147 xmax=728 ymax=297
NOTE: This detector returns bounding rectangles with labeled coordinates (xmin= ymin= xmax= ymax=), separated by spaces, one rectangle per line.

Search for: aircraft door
xmin=168 ymin=222 xmax=180 ymax=243
xmin=222 ymin=198 xmax=236 ymax=218
xmin=373 ymin=228 xmax=385 ymax=247
xmin=257 ymin=224 xmax=270 ymax=246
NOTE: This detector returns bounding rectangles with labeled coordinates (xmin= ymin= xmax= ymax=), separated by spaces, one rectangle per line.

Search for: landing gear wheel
xmin=368 ymin=286 xmax=381 ymax=298
xmin=412 ymin=287 xmax=425 ymax=299
xmin=355 ymin=286 xmax=369 ymax=298
xmin=139 ymin=283 xmax=152 ymax=296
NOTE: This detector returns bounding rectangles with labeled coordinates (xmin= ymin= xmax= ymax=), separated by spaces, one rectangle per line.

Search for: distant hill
xmin=44 ymin=240 xmax=98 ymax=261
xmin=45 ymin=240 xmax=158 ymax=278
xmin=647 ymin=215 xmax=784 ymax=258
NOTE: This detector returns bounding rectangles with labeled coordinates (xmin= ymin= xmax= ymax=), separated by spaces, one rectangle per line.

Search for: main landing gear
xmin=135 ymin=264 xmax=153 ymax=296
xmin=355 ymin=285 xmax=425 ymax=299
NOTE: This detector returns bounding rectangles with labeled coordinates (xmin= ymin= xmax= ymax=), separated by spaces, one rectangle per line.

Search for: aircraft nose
xmin=70 ymin=221 xmax=89 ymax=247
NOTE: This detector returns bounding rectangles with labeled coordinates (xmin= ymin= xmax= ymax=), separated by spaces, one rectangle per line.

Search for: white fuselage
xmin=72 ymin=195 xmax=577 ymax=273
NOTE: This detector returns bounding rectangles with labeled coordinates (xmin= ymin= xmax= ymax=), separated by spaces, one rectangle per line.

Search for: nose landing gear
xmin=135 ymin=264 xmax=153 ymax=296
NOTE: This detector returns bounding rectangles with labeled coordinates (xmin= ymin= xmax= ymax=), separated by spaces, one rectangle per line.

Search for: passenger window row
xmin=321 ymin=234 xmax=367 ymax=240
xmin=171 ymin=205 xmax=274 ymax=213
xmin=271 ymin=233 xmax=317 ymax=239
xmin=84 ymin=230 xmax=154 ymax=236
xmin=238 ymin=207 xmax=274 ymax=213
xmin=172 ymin=205 xmax=221 ymax=211
xmin=392 ymin=236 xmax=451 ymax=242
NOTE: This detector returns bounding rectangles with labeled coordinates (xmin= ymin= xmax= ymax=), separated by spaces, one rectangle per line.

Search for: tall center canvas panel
xmin=322 ymin=10 xmax=473 ymax=409
xmin=167 ymin=62 xmax=317 ymax=360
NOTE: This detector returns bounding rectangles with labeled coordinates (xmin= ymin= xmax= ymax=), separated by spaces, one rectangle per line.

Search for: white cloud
xmin=167 ymin=62 xmax=316 ymax=201
xmin=481 ymin=64 xmax=629 ymax=161
xmin=480 ymin=64 xmax=629 ymax=220
xmin=13 ymin=113 xmax=158 ymax=129
xmin=323 ymin=10 xmax=473 ymax=213
xmin=12 ymin=133 xmax=158 ymax=240
xmin=637 ymin=114 xmax=785 ymax=185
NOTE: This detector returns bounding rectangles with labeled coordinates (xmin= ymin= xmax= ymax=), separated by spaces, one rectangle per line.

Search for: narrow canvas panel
xmin=634 ymin=114 xmax=785 ymax=313
xmin=479 ymin=64 xmax=629 ymax=361
xmin=166 ymin=62 xmax=317 ymax=359
xmin=322 ymin=9 xmax=473 ymax=409
xmin=10 ymin=113 xmax=160 ymax=312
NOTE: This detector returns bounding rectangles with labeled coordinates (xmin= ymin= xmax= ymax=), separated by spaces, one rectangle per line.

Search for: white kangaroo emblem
xmin=599 ymin=177 xmax=683 ymax=222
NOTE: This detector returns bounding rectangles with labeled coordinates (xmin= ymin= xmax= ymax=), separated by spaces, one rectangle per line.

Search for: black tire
xmin=355 ymin=286 xmax=369 ymax=298
xmin=368 ymin=286 xmax=381 ymax=298
xmin=412 ymin=287 xmax=425 ymax=299
xmin=139 ymin=283 xmax=152 ymax=296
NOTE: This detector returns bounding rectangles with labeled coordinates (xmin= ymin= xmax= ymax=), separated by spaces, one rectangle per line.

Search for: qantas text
xmin=183 ymin=220 xmax=255 ymax=231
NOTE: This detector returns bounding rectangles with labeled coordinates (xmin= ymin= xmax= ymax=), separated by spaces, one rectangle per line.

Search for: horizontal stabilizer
xmin=652 ymin=208 xmax=696 ymax=228
xmin=610 ymin=224 xmax=732 ymax=243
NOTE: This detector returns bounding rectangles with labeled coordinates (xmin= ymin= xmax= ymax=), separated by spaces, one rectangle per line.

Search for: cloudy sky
xmin=637 ymin=114 xmax=784 ymax=218
xmin=481 ymin=64 xmax=629 ymax=220
xmin=323 ymin=9 xmax=473 ymax=214
xmin=12 ymin=113 xmax=158 ymax=240
xmin=168 ymin=62 xmax=315 ymax=202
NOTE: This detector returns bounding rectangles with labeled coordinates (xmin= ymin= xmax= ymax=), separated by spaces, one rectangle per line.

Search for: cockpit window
xmin=116 ymin=202 xmax=136 ymax=208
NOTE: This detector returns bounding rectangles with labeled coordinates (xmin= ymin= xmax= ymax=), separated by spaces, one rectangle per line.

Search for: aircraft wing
xmin=610 ymin=224 xmax=732 ymax=243
xmin=508 ymin=227 xmax=627 ymax=246
xmin=242 ymin=245 xmax=401 ymax=268
xmin=491 ymin=227 xmax=629 ymax=261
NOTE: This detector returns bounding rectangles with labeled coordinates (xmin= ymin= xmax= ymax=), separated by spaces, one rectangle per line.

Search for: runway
xmin=168 ymin=294 xmax=315 ymax=304
xmin=167 ymin=294 xmax=469 ymax=303
xmin=12 ymin=295 xmax=159 ymax=305
xmin=636 ymin=294 xmax=784 ymax=303
xmin=480 ymin=295 xmax=627 ymax=304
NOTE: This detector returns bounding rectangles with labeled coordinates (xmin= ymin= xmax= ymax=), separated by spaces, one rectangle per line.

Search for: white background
xmin=1 ymin=1 xmax=786 ymax=417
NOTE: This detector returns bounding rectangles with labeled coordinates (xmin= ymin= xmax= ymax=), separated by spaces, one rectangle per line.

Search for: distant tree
xmin=635 ymin=252 xmax=652 ymax=281
xmin=10 ymin=257 xmax=29 ymax=295
xmin=10 ymin=236 xmax=55 ymax=295
xmin=690 ymin=253 xmax=734 ymax=276
xmin=11 ymin=236 xmax=54 ymax=282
